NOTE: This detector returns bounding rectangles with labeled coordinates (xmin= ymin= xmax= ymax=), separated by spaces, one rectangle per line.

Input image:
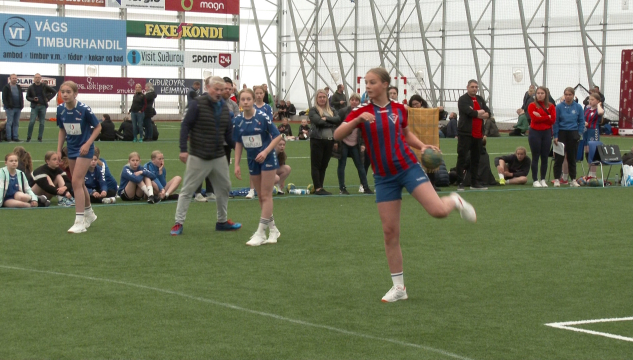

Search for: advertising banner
xmin=20 ymin=0 xmax=105 ymax=7
xmin=126 ymin=20 xmax=238 ymax=42
xmin=126 ymin=49 xmax=184 ymax=67
xmin=620 ymin=50 xmax=633 ymax=135
xmin=106 ymin=0 xmax=164 ymax=9
xmin=0 ymin=74 xmax=65 ymax=92
xmin=165 ymin=0 xmax=239 ymax=15
xmin=65 ymin=76 xmax=146 ymax=94
xmin=148 ymin=78 xmax=203 ymax=95
xmin=184 ymin=51 xmax=238 ymax=69
xmin=0 ymin=14 xmax=126 ymax=65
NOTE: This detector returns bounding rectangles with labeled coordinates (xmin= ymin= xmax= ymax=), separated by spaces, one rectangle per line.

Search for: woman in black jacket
xmin=144 ymin=83 xmax=157 ymax=142
xmin=98 ymin=114 xmax=116 ymax=141
xmin=308 ymin=89 xmax=341 ymax=195
xmin=129 ymin=84 xmax=145 ymax=143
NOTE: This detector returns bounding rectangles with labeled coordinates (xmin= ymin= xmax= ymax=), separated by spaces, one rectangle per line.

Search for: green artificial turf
xmin=1 ymin=121 xmax=632 ymax=359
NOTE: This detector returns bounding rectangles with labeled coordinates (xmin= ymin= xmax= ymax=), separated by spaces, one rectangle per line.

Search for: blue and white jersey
xmin=85 ymin=165 xmax=107 ymax=193
xmin=234 ymin=111 xmax=280 ymax=160
xmin=254 ymin=103 xmax=273 ymax=121
xmin=100 ymin=158 xmax=118 ymax=192
xmin=57 ymin=101 xmax=100 ymax=153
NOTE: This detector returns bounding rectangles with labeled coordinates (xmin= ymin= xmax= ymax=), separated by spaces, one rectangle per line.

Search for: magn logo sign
xmin=164 ymin=0 xmax=239 ymax=15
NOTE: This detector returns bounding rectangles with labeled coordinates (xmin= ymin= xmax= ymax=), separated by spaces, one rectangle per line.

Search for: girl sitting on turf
xmin=145 ymin=150 xmax=182 ymax=201
xmin=334 ymin=67 xmax=476 ymax=303
xmin=93 ymin=147 xmax=118 ymax=198
xmin=86 ymin=155 xmax=116 ymax=204
xmin=1 ymin=153 xmax=39 ymax=208
xmin=274 ymin=138 xmax=291 ymax=194
xmin=32 ymin=151 xmax=75 ymax=206
xmin=13 ymin=146 xmax=34 ymax=186
xmin=234 ymin=88 xmax=283 ymax=246
xmin=118 ymin=152 xmax=159 ymax=204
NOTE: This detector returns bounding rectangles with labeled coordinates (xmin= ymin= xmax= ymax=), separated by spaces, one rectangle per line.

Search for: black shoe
xmin=12 ymin=139 xmax=22 ymax=143
xmin=363 ymin=187 xmax=375 ymax=194
xmin=38 ymin=138 xmax=42 ymax=142
xmin=470 ymin=183 xmax=488 ymax=190
xmin=340 ymin=188 xmax=350 ymax=195
xmin=154 ymin=195 xmax=161 ymax=203
xmin=315 ymin=188 xmax=332 ymax=195
xmin=167 ymin=194 xmax=179 ymax=200
xmin=457 ymin=183 xmax=465 ymax=191
xmin=26 ymin=138 xmax=31 ymax=142
xmin=148 ymin=195 xmax=156 ymax=204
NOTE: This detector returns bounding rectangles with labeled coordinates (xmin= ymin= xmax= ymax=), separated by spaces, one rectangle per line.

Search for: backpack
xmin=484 ymin=118 xmax=500 ymax=137
xmin=434 ymin=160 xmax=450 ymax=187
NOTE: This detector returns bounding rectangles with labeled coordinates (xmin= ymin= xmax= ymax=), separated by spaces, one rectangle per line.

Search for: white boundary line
xmin=0 ymin=264 xmax=474 ymax=360
xmin=545 ymin=317 xmax=633 ymax=342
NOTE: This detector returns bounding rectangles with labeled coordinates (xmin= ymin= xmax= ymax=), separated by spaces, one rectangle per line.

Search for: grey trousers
xmin=175 ymin=155 xmax=231 ymax=224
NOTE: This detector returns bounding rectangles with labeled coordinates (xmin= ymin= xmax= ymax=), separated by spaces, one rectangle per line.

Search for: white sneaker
xmin=554 ymin=179 xmax=560 ymax=187
xmin=540 ymin=179 xmax=548 ymax=188
xmin=110 ymin=197 xmax=116 ymax=204
xmin=533 ymin=181 xmax=542 ymax=188
xmin=381 ymin=285 xmax=408 ymax=303
xmin=246 ymin=232 xmax=267 ymax=247
xmin=450 ymin=192 xmax=477 ymax=223
xmin=102 ymin=198 xmax=112 ymax=204
xmin=206 ymin=193 xmax=216 ymax=201
xmin=245 ymin=189 xmax=255 ymax=199
xmin=195 ymin=193 xmax=207 ymax=202
xmin=570 ymin=180 xmax=580 ymax=187
xmin=84 ymin=210 xmax=97 ymax=228
xmin=358 ymin=185 xmax=364 ymax=193
xmin=265 ymin=228 xmax=281 ymax=244
xmin=68 ymin=219 xmax=87 ymax=233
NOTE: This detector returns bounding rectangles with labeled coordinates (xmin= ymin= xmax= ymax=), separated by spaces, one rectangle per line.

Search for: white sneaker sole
xmin=68 ymin=226 xmax=87 ymax=233
xmin=246 ymin=235 xmax=267 ymax=246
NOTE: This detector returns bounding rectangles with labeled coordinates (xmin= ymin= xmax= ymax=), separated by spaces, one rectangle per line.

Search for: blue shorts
xmin=583 ymin=128 xmax=600 ymax=144
xmin=374 ymin=164 xmax=429 ymax=203
xmin=67 ymin=145 xmax=94 ymax=160
xmin=248 ymin=152 xmax=279 ymax=176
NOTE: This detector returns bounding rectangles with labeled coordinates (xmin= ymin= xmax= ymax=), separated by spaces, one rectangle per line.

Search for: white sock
xmin=85 ymin=206 xmax=92 ymax=213
xmin=589 ymin=171 xmax=596 ymax=178
xmin=391 ymin=272 xmax=404 ymax=287
xmin=499 ymin=174 xmax=505 ymax=180
xmin=57 ymin=195 xmax=64 ymax=202
xmin=562 ymin=173 xmax=569 ymax=181
xmin=165 ymin=192 xmax=169 ymax=198
xmin=140 ymin=185 xmax=152 ymax=197
xmin=257 ymin=221 xmax=267 ymax=235
xmin=268 ymin=216 xmax=277 ymax=230
xmin=75 ymin=213 xmax=84 ymax=222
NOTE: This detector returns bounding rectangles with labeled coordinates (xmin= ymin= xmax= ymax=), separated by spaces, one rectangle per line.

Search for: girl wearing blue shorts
xmin=234 ymin=88 xmax=283 ymax=247
xmin=56 ymin=81 xmax=102 ymax=234
xmin=334 ymin=68 xmax=477 ymax=303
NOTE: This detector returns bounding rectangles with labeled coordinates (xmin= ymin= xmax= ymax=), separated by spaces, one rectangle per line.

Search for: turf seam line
xmin=0 ymin=264 xmax=475 ymax=360
xmin=545 ymin=317 xmax=633 ymax=343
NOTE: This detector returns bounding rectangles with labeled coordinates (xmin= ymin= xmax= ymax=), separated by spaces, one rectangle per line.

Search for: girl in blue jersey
xmin=253 ymin=86 xmax=273 ymax=120
xmin=86 ymin=155 xmax=115 ymax=204
xmin=94 ymin=147 xmax=118 ymax=202
xmin=118 ymin=152 xmax=159 ymax=204
xmin=145 ymin=150 xmax=182 ymax=201
xmin=234 ymin=88 xmax=283 ymax=247
xmin=1 ymin=153 xmax=39 ymax=208
xmin=583 ymin=93 xmax=604 ymax=178
xmin=334 ymin=68 xmax=477 ymax=303
xmin=56 ymin=81 xmax=102 ymax=233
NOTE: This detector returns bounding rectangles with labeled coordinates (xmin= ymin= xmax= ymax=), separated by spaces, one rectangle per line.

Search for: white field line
xmin=0 ymin=264 xmax=474 ymax=360
xmin=545 ymin=317 xmax=633 ymax=343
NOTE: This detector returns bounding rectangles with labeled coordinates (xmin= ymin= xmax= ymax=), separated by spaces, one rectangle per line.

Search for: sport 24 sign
xmin=165 ymin=0 xmax=239 ymax=15
xmin=185 ymin=51 xmax=238 ymax=69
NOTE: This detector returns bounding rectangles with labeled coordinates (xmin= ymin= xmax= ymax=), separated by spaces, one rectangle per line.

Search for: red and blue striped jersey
xmin=345 ymin=101 xmax=418 ymax=177
xmin=584 ymin=107 xmax=601 ymax=130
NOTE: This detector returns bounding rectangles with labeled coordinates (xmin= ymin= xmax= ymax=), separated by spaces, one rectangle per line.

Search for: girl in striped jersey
xmin=334 ymin=68 xmax=477 ymax=303
xmin=583 ymin=93 xmax=604 ymax=178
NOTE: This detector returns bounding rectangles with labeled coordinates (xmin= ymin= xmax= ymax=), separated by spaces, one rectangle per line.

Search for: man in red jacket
xmin=456 ymin=79 xmax=491 ymax=190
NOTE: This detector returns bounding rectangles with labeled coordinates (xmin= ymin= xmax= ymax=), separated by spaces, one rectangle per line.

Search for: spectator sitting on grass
xmin=277 ymin=118 xmax=293 ymax=137
xmin=510 ymin=108 xmax=530 ymax=136
xmin=117 ymin=116 xmax=134 ymax=141
xmin=298 ymin=119 xmax=310 ymax=140
xmin=495 ymin=146 xmax=531 ymax=185
xmin=99 ymin=114 xmax=116 ymax=141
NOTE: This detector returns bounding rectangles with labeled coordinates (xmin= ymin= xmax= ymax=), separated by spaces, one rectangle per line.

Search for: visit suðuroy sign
xmin=126 ymin=21 xmax=238 ymax=41
xmin=165 ymin=0 xmax=239 ymax=15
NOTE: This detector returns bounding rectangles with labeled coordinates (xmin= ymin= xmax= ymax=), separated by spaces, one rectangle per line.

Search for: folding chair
xmin=547 ymin=142 xmax=585 ymax=181
xmin=587 ymin=141 xmax=623 ymax=187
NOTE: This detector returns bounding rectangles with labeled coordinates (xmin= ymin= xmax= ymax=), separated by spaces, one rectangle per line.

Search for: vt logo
xmin=2 ymin=16 xmax=31 ymax=47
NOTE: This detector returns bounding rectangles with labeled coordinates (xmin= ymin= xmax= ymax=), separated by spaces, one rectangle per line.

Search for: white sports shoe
xmin=68 ymin=219 xmax=87 ymax=234
xmin=450 ymin=192 xmax=477 ymax=223
xmin=246 ymin=232 xmax=267 ymax=247
xmin=84 ymin=210 xmax=97 ymax=228
xmin=358 ymin=185 xmax=364 ymax=193
xmin=206 ymin=193 xmax=216 ymax=201
xmin=381 ymin=285 xmax=408 ymax=303
xmin=265 ymin=228 xmax=281 ymax=244
xmin=554 ymin=179 xmax=560 ymax=187
xmin=194 ymin=193 xmax=207 ymax=202
xmin=540 ymin=179 xmax=548 ymax=188
xmin=570 ymin=180 xmax=580 ymax=187
xmin=245 ymin=189 xmax=255 ymax=199
xmin=533 ymin=181 xmax=542 ymax=188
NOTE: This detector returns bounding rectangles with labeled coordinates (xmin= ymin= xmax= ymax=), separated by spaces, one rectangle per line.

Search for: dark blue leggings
xmin=528 ymin=128 xmax=552 ymax=181
xmin=337 ymin=143 xmax=369 ymax=190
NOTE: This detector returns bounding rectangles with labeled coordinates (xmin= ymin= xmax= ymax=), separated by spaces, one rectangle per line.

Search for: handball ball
xmin=307 ymin=184 xmax=315 ymax=194
xmin=421 ymin=148 xmax=442 ymax=172
xmin=577 ymin=177 xmax=587 ymax=186
xmin=286 ymin=183 xmax=296 ymax=193
xmin=272 ymin=186 xmax=279 ymax=195
xmin=588 ymin=178 xmax=600 ymax=187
